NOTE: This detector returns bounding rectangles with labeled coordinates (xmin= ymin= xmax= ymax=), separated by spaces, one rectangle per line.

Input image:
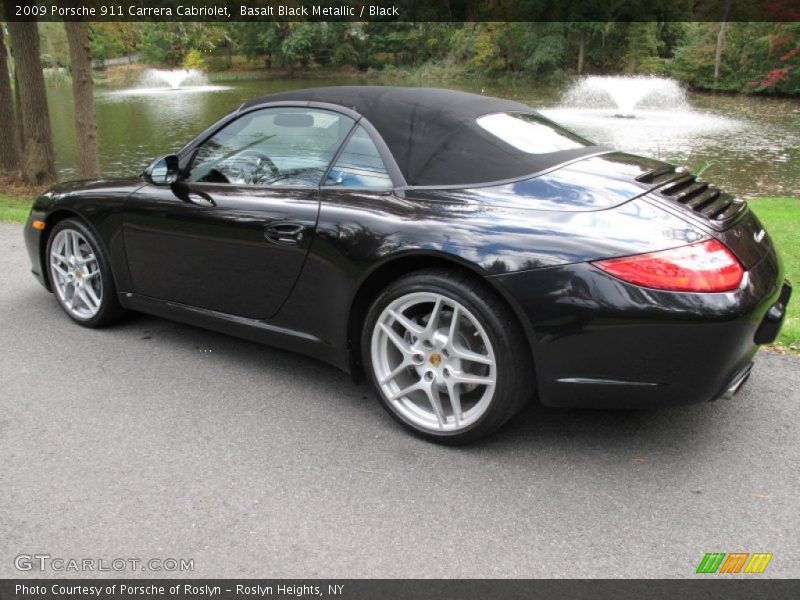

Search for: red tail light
xmin=593 ymin=239 xmax=744 ymax=293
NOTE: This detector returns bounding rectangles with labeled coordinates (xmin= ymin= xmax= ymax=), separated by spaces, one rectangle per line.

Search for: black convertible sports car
xmin=24 ymin=86 xmax=791 ymax=443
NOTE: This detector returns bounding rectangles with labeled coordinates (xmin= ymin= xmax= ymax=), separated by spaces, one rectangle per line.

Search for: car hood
xmin=43 ymin=178 xmax=143 ymax=198
xmin=33 ymin=178 xmax=144 ymax=212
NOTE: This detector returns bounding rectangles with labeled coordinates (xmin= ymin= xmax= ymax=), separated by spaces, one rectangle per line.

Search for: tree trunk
xmin=0 ymin=25 xmax=21 ymax=173
xmin=503 ymin=22 xmax=516 ymax=73
xmin=714 ymin=0 xmax=731 ymax=85
xmin=7 ymin=22 xmax=56 ymax=185
xmin=714 ymin=21 xmax=728 ymax=84
xmin=65 ymin=21 xmax=99 ymax=179
xmin=577 ymin=30 xmax=586 ymax=75
xmin=14 ymin=66 xmax=24 ymax=149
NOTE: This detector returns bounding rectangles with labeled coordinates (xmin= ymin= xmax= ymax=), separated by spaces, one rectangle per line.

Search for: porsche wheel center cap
xmin=429 ymin=352 xmax=443 ymax=368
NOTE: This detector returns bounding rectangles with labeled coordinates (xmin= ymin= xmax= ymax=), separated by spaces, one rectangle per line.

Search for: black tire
xmin=362 ymin=268 xmax=533 ymax=444
xmin=45 ymin=218 xmax=126 ymax=328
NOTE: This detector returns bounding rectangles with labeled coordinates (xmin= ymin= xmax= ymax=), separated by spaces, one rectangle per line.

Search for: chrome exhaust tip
xmin=716 ymin=363 xmax=753 ymax=402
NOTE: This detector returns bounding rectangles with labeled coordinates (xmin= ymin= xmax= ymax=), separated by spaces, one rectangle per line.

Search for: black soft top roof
xmin=243 ymin=86 xmax=603 ymax=187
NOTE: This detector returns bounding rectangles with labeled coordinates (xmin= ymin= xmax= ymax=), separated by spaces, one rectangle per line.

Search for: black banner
xmin=2 ymin=580 xmax=800 ymax=600
xmin=2 ymin=0 xmax=800 ymax=22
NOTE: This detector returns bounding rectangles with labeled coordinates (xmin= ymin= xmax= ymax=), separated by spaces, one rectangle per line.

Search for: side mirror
xmin=145 ymin=155 xmax=180 ymax=185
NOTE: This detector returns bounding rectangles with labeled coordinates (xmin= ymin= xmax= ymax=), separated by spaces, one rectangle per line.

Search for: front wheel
xmin=362 ymin=269 xmax=532 ymax=444
xmin=46 ymin=218 xmax=126 ymax=328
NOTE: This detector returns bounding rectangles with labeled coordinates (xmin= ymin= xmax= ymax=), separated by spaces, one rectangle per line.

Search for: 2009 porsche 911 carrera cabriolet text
xmin=24 ymin=87 xmax=791 ymax=443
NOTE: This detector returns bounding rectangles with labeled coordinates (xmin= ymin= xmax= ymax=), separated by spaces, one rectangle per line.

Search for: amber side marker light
xmin=32 ymin=220 xmax=46 ymax=230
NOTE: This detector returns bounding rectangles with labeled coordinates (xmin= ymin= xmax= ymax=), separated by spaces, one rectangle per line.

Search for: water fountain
xmin=107 ymin=68 xmax=230 ymax=97
xmin=562 ymin=75 xmax=689 ymax=118
xmin=540 ymin=75 xmax=742 ymax=162
xmin=142 ymin=68 xmax=207 ymax=89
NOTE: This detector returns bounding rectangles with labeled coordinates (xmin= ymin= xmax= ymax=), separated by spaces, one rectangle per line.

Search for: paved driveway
xmin=1 ymin=222 xmax=798 ymax=578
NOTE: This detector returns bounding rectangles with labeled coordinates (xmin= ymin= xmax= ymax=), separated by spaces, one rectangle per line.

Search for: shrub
xmin=182 ymin=49 xmax=206 ymax=71
xmin=332 ymin=43 xmax=359 ymax=67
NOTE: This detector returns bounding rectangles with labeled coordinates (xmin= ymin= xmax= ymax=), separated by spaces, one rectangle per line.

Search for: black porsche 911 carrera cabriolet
xmin=24 ymin=86 xmax=791 ymax=443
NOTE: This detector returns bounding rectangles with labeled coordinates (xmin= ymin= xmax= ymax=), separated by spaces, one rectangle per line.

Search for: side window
xmin=324 ymin=126 xmax=393 ymax=188
xmin=187 ymin=108 xmax=354 ymax=187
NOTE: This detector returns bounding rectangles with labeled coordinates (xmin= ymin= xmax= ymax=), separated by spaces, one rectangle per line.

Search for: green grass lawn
xmin=749 ymin=198 xmax=799 ymax=352
xmin=0 ymin=193 xmax=797 ymax=350
xmin=0 ymin=194 xmax=32 ymax=223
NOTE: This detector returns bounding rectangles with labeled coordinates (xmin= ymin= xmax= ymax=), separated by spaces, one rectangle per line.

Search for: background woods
xmin=0 ymin=19 xmax=797 ymax=351
xmin=0 ymin=20 xmax=798 ymax=186
xmin=53 ymin=21 xmax=800 ymax=95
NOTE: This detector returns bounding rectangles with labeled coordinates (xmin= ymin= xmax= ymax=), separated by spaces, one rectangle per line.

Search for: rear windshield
xmin=476 ymin=112 xmax=592 ymax=155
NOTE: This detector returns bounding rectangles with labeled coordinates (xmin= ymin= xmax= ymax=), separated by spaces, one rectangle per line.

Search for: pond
xmin=46 ymin=75 xmax=800 ymax=198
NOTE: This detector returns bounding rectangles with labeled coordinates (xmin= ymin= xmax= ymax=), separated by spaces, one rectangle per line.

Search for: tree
xmin=669 ymin=23 xmax=798 ymax=93
xmin=514 ymin=23 xmax=570 ymax=76
xmin=331 ymin=43 xmax=359 ymax=68
xmin=141 ymin=23 xmax=185 ymax=65
xmin=0 ymin=24 xmax=21 ymax=173
xmin=748 ymin=23 xmax=800 ymax=93
xmin=569 ymin=23 xmax=605 ymax=75
xmin=463 ymin=23 xmax=506 ymax=74
xmin=714 ymin=22 xmax=728 ymax=83
xmin=281 ymin=23 xmax=316 ymax=76
xmin=624 ymin=23 xmax=659 ymax=72
xmin=183 ymin=48 xmax=206 ymax=70
xmin=65 ymin=21 xmax=99 ymax=179
xmin=714 ymin=0 xmax=732 ymax=83
xmin=233 ymin=22 xmax=283 ymax=69
xmin=6 ymin=21 xmax=56 ymax=185
xmin=88 ymin=23 xmax=127 ymax=63
xmin=39 ymin=22 xmax=70 ymax=68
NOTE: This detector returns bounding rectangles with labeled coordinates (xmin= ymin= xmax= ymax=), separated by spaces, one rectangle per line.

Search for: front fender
xmin=24 ymin=178 xmax=144 ymax=294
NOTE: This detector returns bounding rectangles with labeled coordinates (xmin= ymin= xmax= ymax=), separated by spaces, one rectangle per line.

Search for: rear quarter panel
xmin=273 ymin=186 xmax=709 ymax=370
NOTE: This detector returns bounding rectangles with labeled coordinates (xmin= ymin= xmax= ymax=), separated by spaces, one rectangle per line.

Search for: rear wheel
xmin=46 ymin=218 xmax=125 ymax=327
xmin=362 ymin=269 xmax=532 ymax=444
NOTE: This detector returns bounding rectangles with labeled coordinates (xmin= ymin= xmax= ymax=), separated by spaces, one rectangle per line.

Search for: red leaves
xmin=759 ymin=67 xmax=791 ymax=88
xmin=780 ymin=48 xmax=799 ymax=61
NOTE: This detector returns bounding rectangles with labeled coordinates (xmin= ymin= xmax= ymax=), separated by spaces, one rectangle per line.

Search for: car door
xmin=123 ymin=107 xmax=355 ymax=320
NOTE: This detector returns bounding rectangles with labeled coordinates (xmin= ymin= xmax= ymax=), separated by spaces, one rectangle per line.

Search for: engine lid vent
xmin=636 ymin=166 xmax=746 ymax=227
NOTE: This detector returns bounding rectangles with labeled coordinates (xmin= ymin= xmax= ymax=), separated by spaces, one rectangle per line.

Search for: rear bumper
xmin=754 ymin=279 xmax=791 ymax=345
xmin=491 ymin=246 xmax=789 ymax=409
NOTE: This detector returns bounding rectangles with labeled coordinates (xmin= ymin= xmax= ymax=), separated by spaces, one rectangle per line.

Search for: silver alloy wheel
xmin=49 ymin=228 xmax=103 ymax=320
xmin=371 ymin=292 xmax=497 ymax=432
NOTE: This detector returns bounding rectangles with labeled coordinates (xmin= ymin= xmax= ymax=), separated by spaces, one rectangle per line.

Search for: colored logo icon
xmin=696 ymin=552 xmax=773 ymax=574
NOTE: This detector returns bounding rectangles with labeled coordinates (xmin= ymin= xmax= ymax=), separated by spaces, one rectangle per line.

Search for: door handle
xmin=265 ymin=222 xmax=305 ymax=245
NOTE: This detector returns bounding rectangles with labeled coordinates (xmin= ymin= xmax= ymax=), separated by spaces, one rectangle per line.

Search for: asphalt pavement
xmin=1 ymin=221 xmax=798 ymax=578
